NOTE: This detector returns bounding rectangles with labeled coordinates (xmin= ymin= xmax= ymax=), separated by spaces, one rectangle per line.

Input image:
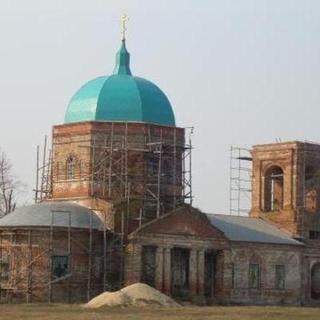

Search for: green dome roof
xmin=64 ymin=41 xmax=175 ymax=126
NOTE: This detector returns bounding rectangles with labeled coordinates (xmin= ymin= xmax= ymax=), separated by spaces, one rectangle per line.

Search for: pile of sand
xmin=85 ymin=283 xmax=179 ymax=308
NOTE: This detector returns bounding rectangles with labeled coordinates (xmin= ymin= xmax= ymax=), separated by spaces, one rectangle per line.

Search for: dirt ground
xmin=0 ymin=305 xmax=319 ymax=320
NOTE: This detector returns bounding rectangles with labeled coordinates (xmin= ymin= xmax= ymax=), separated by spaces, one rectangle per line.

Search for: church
xmin=0 ymin=23 xmax=319 ymax=305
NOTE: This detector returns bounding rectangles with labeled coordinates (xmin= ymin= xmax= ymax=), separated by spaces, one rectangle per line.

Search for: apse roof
xmin=206 ymin=214 xmax=303 ymax=246
xmin=0 ymin=202 xmax=103 ymax=230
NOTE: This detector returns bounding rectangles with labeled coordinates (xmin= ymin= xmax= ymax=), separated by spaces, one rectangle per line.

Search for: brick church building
xmin=0 ymin=33 xmax=319 ymax=305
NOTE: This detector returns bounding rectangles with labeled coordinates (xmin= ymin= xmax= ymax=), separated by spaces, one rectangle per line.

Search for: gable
xmin=132 ymin=206 xmax=226 ymax=240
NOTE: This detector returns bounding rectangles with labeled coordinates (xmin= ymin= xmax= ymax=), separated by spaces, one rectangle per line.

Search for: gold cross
xmin=120 ymin=14 xmax=129 ymax=41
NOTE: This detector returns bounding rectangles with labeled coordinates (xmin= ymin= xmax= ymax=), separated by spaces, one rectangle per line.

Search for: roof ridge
xmin=207 ymin=213 xmax=259 ymax=219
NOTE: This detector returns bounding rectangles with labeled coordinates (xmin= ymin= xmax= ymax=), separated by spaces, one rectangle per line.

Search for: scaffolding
xmin=86 ymin=125 xmax=192 ymax=219
xmin=300 ymin=140 xmax=320 ymax=207
xmin=229 ymin=146 xmax=252 ymax=216
xmin=34 ymin=135 xmax=53 ymax=203
xmin=229 ymin=142 xmax=320 ymax=217
xmin=297 ymin=140 xmax=320 ymax=235
xmin=35 ymin=125 xmax=193 ymax=224
xmin=0 ymin=209 xmax=111 ymax=303
xmin=32 ymin=124 xmax=193 ymax=292
xmin=182 ymin=127 xmax=193 ymax=207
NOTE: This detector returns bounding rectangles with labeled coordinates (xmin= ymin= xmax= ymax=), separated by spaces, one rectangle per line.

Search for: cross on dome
xmin=120 ymin=14 xmax=129 ymax=41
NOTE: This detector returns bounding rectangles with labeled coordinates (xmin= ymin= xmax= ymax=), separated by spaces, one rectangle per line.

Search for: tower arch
xmin=250 ymin=141 xmax=320 ymax=239
xmin=263 ymin=165 xmax=284 ymax=212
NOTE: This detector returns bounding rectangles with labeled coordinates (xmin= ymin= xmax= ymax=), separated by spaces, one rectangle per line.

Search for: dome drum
xmin=52 ymin=121 xmax=185 ymax=201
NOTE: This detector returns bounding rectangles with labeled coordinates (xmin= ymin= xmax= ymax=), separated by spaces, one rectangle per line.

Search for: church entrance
xmin=141 ymin=246 xmax=157 ymax=288
xmin=204 ymin=250 xmax=216 ymax=298
xmin=311 ymin=263 xmax=320 ymax=300
xmin=171 ymin=247 xmax=190 ymax=299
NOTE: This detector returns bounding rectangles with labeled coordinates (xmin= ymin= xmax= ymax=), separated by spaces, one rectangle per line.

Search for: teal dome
xmin=64 ymin=41 xmax=175 ymax=126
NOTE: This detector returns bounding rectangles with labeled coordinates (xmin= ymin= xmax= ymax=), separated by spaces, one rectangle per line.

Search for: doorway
xmin=141 ymin=246 xmax=157 ymax=287
xmin=171 ymin=247 xmax=190 ymax=299
xmin=204 ymin=250 xmax=215 ymax=298
xmin=311 ymin=263 xmax=320 ymax=300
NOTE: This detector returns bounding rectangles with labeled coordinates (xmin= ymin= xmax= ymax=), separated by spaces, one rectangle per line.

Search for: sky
xmin=0 ymin=0 xmax=320 ymax=214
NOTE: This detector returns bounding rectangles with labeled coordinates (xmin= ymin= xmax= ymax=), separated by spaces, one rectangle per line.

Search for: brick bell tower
xmin=250 ymin=141 xmax=320 ymax=241
xmin=44 ymin=30 xmax=192 ymax=235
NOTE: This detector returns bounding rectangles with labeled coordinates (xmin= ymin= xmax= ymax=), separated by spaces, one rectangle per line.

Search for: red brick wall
xmin=51 ymin=121 xmax=185 ymax=234
xmin=0 ymin=228 xmax=104 ymax=303
xmin=250 ymin=141 xmax=320 ymax=239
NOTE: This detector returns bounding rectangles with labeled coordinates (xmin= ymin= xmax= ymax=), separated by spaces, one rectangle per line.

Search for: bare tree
xmin=0 ymin=150 xmax=23 ymax=216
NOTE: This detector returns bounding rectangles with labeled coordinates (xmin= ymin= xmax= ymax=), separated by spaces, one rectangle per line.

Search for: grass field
xmin=0 ymin=305 xmax=318 ymax=320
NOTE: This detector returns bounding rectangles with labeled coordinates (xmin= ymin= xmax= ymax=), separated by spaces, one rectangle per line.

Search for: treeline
xmin=0 ymin=149 xmax=24 ymax=216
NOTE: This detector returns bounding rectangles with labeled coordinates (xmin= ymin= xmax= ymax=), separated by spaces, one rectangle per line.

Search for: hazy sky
xmin=0 ymin=0 xmax=320 ymax=213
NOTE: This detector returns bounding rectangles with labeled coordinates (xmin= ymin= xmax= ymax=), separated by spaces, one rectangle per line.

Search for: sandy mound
xmin=86 ymin=290 xmax=130 ymax=308
xmin=85 ymin=283 xmax=179 ymax=308
xmin=121 ymin=283 xmax=179 ymax=307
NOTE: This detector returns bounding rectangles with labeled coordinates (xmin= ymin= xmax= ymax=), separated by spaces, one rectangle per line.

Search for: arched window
xmin=305 ymin=165 xmax=318 ymax=211
xmin=248 ymin=264 xmax=260 ymax=289
xmin=66 ymin=156 xmax=75 ymax=180
xmin=147 ymin=157 xmax=159 ymax=175
xmin=79 ymin=160 xmax=85 ymax=178
xmin=264 ymin=166 xmax=284 ymax=211
xmin=311 ymin=263 xmax=320 ymax=300
xmin=248 ymin=253 xmax=262 ymax=289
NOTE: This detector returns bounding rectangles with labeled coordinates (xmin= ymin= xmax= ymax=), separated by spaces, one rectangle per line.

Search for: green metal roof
xmin=64 ymin=41 xmax=175 ymax=126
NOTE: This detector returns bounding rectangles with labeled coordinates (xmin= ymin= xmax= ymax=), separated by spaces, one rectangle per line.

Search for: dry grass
xmin=0 ymin=305 xmax=319 ymax=320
